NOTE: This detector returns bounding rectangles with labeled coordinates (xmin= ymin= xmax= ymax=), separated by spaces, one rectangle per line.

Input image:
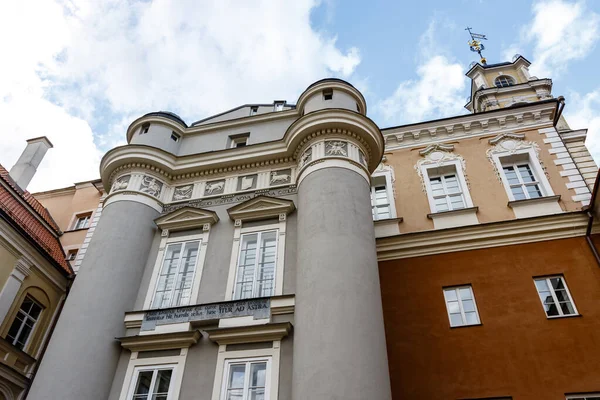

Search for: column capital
xmin=13 ymin=258 xmax=32 ymax=281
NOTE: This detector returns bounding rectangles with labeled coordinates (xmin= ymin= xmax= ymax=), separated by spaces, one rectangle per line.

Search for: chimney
xmin=9 ymin=137 xmax=53 ymax=190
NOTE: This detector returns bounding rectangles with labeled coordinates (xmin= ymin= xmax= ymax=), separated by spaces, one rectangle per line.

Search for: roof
xmin=0 ymin=164 xmax=72 ymax=275
xmin=141 ymin=111 xmax=188 ymax=127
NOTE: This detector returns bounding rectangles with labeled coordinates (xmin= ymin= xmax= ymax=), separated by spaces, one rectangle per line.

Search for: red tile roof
xmin=0 ymin=165 xmax=72 ymax=275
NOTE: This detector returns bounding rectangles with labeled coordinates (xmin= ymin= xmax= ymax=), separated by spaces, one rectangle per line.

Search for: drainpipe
xmin=553 ymin=96 xmax=566 ymax=126
xmin=586 ymin=211 xmax=600 ymax=266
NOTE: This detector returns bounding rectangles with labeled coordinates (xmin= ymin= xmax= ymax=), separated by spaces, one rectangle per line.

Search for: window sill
xmin=427 ymin=207 xmax=479 ymax=230
xmin=508 ymin=195 xmax=562 ymax=219
xmin=450 ymin=322 xmax=482 ymax=329
xmin=374 ymin=217 xmax=403 ymax=238
xmin=64 ymin=227 xmax=89 ymax=233
xmin=547 ymin=313 xmax=581 ymax=320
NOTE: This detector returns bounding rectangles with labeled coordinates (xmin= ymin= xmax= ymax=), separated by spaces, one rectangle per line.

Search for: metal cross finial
xmin=466 ymin=27 xmax=488 ymax=65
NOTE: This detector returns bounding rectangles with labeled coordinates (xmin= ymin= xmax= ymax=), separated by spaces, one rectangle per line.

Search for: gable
xmin=227 ymin=195 xmax=295 ymax=222
xmin=155 ymin=206 xmax=219 ymax=231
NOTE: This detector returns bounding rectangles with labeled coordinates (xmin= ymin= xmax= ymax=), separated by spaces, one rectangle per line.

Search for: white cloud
xmin=564 ymin=89 xmax=600 ymax=163
xmin=0 ymin=0 xmax=361 ymax=192
xmin=376 ymin=21 xmax=467 ymax=125
xmin=504 ymin=0 xmax=599 ymax=78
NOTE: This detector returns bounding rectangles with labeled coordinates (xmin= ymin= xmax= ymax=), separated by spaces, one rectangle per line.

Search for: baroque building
xmin=0 ymin=138 xmax=73 ymax=400
xmin=26 ymin=56 xmax=600 ymax=400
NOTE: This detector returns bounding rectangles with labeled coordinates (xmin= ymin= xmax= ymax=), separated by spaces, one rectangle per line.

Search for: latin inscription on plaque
xmin=140 ymin=298 xmax=271 ymax=331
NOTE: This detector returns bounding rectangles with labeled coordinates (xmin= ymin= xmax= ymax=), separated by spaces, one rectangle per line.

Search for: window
xmin=221 ymin=358 xmax=270 ymax=400
xmin=66 ymin=249 xmax=78 ymax=261
xmin=170 ymin=132 xmax=180 ymax=142
xmin=231 ymin=137 xmax=248 ymax=148
xmin=371 ymin=177 xmax=391 ymax=221
xmin=443 ymin=286 xmax=480 ymax=327
xmin=129 ymin=366 xmax=174 ymax=400
xmin=501 ymin=162 xmax=542 ymax=200
xmin=567 ymin=394 xmax=600 ymax=400
xmin=73 ymin=213 xmax=92 ymax=230
xmin=249 ymin=106 xmax=258 ymax=116
xmin=428 ymin=173 xmax=466 ymax=212
xmin=323 ymin=89 xmax=333 ymax=100
xmin=534 ymin=276 xmax=578 ymax=317
xmin=234 ymin=231 xmax=277 ymax=300
xmin=141 ymin=123 xmax=150 ymax=134
xmin=152 ymin=240 xmax=201 ymax=308
xmin=273 ymin=101 xmax=284 ymax=112
xmin=495 ymin=75 xmax=515 ymax=88
xmin=6 ymin=296 xmax=43 ymax=350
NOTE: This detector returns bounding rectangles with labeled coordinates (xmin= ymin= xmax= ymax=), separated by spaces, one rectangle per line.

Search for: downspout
xmin=553 ymin=96 xmax=565 ymax=126
xmin=586 ymin=212 xmax=600 ymax=266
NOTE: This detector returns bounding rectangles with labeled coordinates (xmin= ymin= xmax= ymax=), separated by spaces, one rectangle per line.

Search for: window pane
xmin=248 ymin=389 xmax=265 ymax=400
xmin=517 ymin=164 xmax=536 ymax=183
xmin=526 ymin=184 xmax=542 ymax=198
xmin=503 ymin=166 xmax=520 ymax=185
xmin=449 ymin=195 xmax=465 ymax=210
xmin=459 ymin=287 xmax=473 ymax=300
xmin=250 ymin=362 xmax=267 ymax=387
xmin=6 ymin=314 xmax=24 ymax=343
xmin=443 ymin=289 xmax=457 ymax=302
xmin=134 ymin=370 xmax=154 ymax=396
xmin=434 ymin=197 xmax=449 ymax=212
xmin=550 ymin=277 xmax=565 ymax=290
xmin=153 ymin=243 xmax=183 ymax=308
xmin=462 ymin=299 xmax=475 ymax=312
xmin=465 ymin=311 xmax=479 ymax=325
xmin=511 ymin=186 xmax=526 ymax=200
xmin=560 ymin=301 xmax=576 ymax=315
xmin=172 ymin=241 xmax=200 ymax=306
xmin=257 ymin=232 xmax=277 ymax=297
xmin=228 ymin=364 xmax=246 ymax=389
xmin=447 ymin=301 xmax=460 ymax=314
xmin=235 ymin=234 xmax=258 ymax=299
xmin=534 ymin=279 xmax=549 ymax=292
xmin=449 ymin=313 xmax=463 ymax=327
xmin=153 ymin=369 xmax=172 ymax=395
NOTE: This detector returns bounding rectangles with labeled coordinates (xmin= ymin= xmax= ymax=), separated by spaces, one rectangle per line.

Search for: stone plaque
xmin=325 ymin=140 xmax=348 ymax=157
xmin=141 ymin=298 xmax=271 ymax=331
xmin=140 ymin=176 xmax=163 ymax=198
xmin=172 ymin=184 xmax=193 ymax=201
xmin=269 ymin=169 xmax=292 ymax=186
xmin=205 ymin=179 xmax=225 ymax=196
xmin=237 ymin=174 xmax=257 ymax=191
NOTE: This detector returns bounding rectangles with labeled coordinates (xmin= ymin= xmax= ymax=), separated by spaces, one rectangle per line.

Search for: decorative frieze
xmin=270 ymin=169 xmax=292 ymax=186
xmin=139 ymin=176 xmax=163 ymax=198
xmin=204 ymin=179 xmax=225 ymax=196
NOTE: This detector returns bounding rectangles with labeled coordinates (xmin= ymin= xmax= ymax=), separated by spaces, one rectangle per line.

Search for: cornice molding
xmin=227 ymin=195 xmax=295 ymax=222
xmin=488 ymin=132 xmax=526 ymax=145
xmin=205 ymin=322 xmax=292 ymax=345
xmin=419 ymin=143 xmax=455 ymax=156
xmin=118 ymin=330 xmax=202 ymax=352
xmin=377 ymin=212 xmax=588 ymax=261
xmin=382 ymin=101 xmax=558 ymax=150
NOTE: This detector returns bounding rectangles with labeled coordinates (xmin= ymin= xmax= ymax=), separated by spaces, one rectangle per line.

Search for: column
xmin=28 ymin=198 xmax=160 ymax=400
xmin=292 ymin=162 xmax=392 ymax=399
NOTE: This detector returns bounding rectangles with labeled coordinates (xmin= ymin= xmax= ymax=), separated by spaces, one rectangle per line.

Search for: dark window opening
xmin=141 ymin=123 xmax=150 ymax=134
xmin=323 ymin=89 xmax=333 ymax=100
xmin=171 ymin=132 xmax=181 ymax=142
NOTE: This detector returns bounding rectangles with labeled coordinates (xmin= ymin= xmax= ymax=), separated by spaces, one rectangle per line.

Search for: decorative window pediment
xmin=419 ymin=143 xmax=455 ymax=156
xmin=227 ymin=195 xmax=295 ymax=222
xmin=488 ymin=132 xmax=525 ymax=145
xmin=155 ymin=206 xmax=219 ymax=231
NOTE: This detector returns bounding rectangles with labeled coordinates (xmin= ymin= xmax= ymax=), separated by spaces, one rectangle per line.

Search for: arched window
xmin=495 ymin=76 xmax=515 ymax=88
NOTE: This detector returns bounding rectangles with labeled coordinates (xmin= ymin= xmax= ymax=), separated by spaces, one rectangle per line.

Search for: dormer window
xmin=250 ymin=106 xmax=258 ymax=116
xmin=171 ymin=132 xmax=181 ymax=142
xmin=229 ymin=133 xmax=250 ymax=148
xmin=495 ymin=76 xmax=515 ymax=88
xmin=140 ymin=123 xmax=150 ymax=134
xmin=323 ymin=89 xmax=333 ymax=100
xmin=273 ymin=101 xmax=285 ymax=111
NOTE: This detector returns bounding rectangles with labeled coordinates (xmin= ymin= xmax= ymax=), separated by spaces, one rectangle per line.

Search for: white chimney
xmin=9 ymin=137 xmax=53 ymax=189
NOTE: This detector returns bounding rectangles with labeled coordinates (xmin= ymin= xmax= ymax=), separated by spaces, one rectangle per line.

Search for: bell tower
xmin=465 ymin=55 xmax=554 ymax=113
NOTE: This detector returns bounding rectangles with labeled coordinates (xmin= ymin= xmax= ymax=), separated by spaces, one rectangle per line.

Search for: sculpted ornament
xmin=205 ymin=180 xmax=225 ymax=196
xmin=238 ymin=175 xmax=257 ymax=191
xmin=270 ymin=169 xmax=292 ymax=185
xmin=140 ymin=176 xmax=163 ymax=198
xmin=173 ymin=185 xmax=193 ymax=201
xmin=325 ymin=141 xmax=348 ymax=157
xmin=111 ymin=175 xmax=130 ymax=192
xmin=299 ymin=148 xmax=312 ymax=169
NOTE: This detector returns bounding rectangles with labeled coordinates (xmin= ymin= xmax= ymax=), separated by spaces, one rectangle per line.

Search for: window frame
xmin=225 ymin=222 xmax=286 ymax=301
xmin=249 ymin=106 xmax=259 ymax=116
xmin=491 ymin=148 xmax=554 ymax=202
xmin=6 ymin=295 xmax=43 ymax=351
xmin=273 ymin=101 xmax=285 ymax=112
xmin=421 ymin=160 xmax=474 ymax=214
xmin=66 ymin=249 xmax=78 ymax=261
xmin=232 ymin=229 xmax=279 ymax=300
xmin=72 ymin=212 xmax=93 ymax=230
xmin=427 ymin=172 xmax=467 ymax=213
xmin=370 ymin=169 xmax=397 ymax=221
xmin=143 ymin=231 xmax=210 ymax=310
xmin=219 ymin=357 xmax=271 ymax=400
xmin=501 ymin=162 xmax=543 ymax=200
xmin=566 ymin=394 xmax=600 ymax=400
xmin=494 ymin=75 xmax=515 ymax=88
xmin=170 ymin=132 xmax=181 ymax=142
xmin=443 ymin=285 xmax=481 ymax=328
xmin=534 ymin=275 xmax=578 ymax=318
xmin=127 ymin=364 xmax=176 ymax=400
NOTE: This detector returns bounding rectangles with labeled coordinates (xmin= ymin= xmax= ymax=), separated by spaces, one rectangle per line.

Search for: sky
xmin=1 ymin=0 xmax=599 ymax=192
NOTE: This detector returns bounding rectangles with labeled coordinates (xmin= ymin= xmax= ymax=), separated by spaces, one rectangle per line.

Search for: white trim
xmin=443 ymin=285 xmax=481 ymax=327
xmin=68 ymin=209 xmax=94 ymax=231
xmin=211 ymin=345 xmax=281 ymax=400
xmin=370 ymin=168 xmax=397 ymax=220
xmin=491 ymin=147 xmax=554 ymax=201
xmin=143 ymin=228 xmax=211 ymax=310
xmin=119 ymin=350 xmax=188 ymax=400
xmin=566 ymin=393 xmax=600 ymax=399
xmin=225 ymin=222 xmax=285 ymax=301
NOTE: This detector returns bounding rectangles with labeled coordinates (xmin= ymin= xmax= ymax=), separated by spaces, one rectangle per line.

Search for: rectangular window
xmin=6 ymin=296 xmax=43 ymax=350
xmin=170 ymin=132 xmax=181 ymax=142
xmin=501 ymin=162 xmax=542 ymax=200
xmin=567 ymin=394 xmax=600 ymax=400
xmin=428 ymin=173 xmax=466 ymax=212
xmin=234 ymin=231 xmax=277 ymax=300
xmin=73 ymin=213 xmax=92 ymax=230
xmin=371 ymin=176 xmax=391 ymax=221
xmin=273 ymin=101 xmax=284 ymax=112
xmin=222 ymin=358 xmax=270 ymax=400
xmin=152 ymin=240 xmax=201 ymax=308
xmin=443 ymin=286 xmax=480 ymax=327
xmin=250 ymin=106 xmax=258 ymax=116
xmin=66 ymin=249 xmax=78 ymax=261
xmin=129 ymin=366 xmax=174 ymax=400
xmin=323 ymin=89 xmax=333 ymax=100
xmin=534 ymin=276 xmax=577 ymax=317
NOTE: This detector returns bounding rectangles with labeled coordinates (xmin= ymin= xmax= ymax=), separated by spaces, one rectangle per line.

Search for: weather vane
xmin=465 ymin=27 xmax=487 ymax=65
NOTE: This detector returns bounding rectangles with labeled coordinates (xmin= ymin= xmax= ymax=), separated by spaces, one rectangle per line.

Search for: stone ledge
xmin=427 ymin=207 xmax=479 ymax=230
xmin=118 ymin=330 xmax=202 ymax=352
xmin=205 ymin=322 xmax=292 ymax=345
